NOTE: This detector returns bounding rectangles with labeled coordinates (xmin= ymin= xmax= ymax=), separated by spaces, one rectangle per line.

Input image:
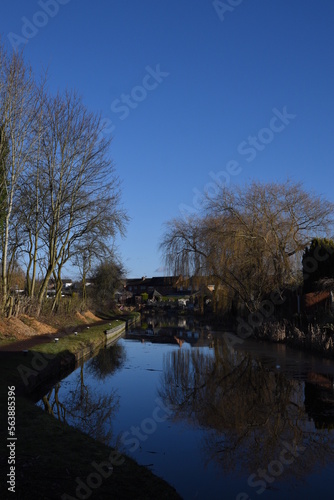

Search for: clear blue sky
xmin=1 ymin=0 xmax=334 ymax=278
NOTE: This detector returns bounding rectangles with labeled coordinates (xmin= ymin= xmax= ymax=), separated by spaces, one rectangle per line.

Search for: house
xmin=125 ymin=276 xmax=182 ymax=297
xmin=303 ymin=291 xmax=334 ymax=314
xmin=62 ymin=279 xmax=73 ymax=289
xmin=124 ymin=275 xmax=216 ymax=299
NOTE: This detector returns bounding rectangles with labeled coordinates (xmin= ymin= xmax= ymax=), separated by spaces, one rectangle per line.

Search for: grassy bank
xmin=0 ymin=319 xmax=180 ymax=499
xmin=33 ymin=320 xmax=120 ymax=357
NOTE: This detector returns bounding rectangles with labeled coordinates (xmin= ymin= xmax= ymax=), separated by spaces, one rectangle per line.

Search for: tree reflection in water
xmin=42 ymin=344 xmax=126 ymax=445
xmin=159 ymin=339 xmax=334 ymax=480
xmin=87 ymin=342 xmax=126 ymax=380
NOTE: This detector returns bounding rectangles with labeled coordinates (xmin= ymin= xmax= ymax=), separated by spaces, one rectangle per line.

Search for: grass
xmin=33 ymin=321 xmax=121 ymax=356
xmin=0 ymin=316 xmax=181 ymax=499
xmin=0 ymin=335 xmax=17 ymax=345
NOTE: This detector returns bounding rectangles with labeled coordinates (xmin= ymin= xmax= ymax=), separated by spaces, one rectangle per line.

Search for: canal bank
xmin=0 ymin=315 xmax=181 ymax=499
xmin=252 ymin=319 xmax=334 ymax=359
xmin=1 ymin=314 xmax=141 ymax=395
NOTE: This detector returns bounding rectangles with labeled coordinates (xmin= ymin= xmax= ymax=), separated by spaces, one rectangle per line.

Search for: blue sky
xmin=1 ymin=0 xmax=334 ymax=278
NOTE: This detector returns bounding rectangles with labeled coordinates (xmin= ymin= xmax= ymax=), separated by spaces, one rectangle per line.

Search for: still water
xmin=38 ymin=316 xmax=334 ymax=499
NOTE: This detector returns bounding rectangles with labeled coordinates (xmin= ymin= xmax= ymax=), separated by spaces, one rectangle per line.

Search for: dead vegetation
xmin=0 ymin=309 xmax=102 ymax=345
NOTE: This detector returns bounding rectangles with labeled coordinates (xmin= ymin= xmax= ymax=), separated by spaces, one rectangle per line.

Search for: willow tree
xmin=161 ymin=180 xmax=334 ymax=313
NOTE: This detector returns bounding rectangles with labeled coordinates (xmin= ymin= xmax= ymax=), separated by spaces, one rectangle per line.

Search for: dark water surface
xmin=37 ymin=316 xmax=334 ymax=499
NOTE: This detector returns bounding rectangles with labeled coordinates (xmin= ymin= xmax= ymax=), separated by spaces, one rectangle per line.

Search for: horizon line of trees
xmin=0 ymin=43 xmax=128 ymax=316
xmin=160 ymin=179 xmax=334 ymax=317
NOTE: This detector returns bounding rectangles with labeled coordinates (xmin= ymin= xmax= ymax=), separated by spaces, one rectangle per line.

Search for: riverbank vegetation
xmin=160 ymin=180 xmax=334 ymax=351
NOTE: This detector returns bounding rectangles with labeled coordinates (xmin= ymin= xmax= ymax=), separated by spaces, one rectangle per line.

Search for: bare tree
xmin=0 ymin=47 xmax=40 ymax=313
xmin=16 ymin=79 xmax=47 ymax=300
xmin=0 ymin=43 xmax=127 ymax=318
xmin=72 ymin=233 xmax=112 ymax=306
xmin=35 ymin=90 xmax=127 ymax=314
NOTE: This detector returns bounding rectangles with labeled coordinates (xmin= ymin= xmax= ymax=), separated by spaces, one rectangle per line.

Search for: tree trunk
xmin=2 ymin=213 xmax=11 ymax=313
xmin=52 ymin=276 xmax=63 ymax=313
xmin=37 ymin=266 xmax=54 ymax=316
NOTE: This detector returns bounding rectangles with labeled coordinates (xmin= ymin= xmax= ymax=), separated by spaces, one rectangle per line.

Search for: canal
xmin=37 ymin=314 xmax=334 ymax=499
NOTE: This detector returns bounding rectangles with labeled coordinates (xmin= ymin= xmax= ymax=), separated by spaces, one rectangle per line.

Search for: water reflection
xmin=129 ymin=311 xmax=213 ymax=348
xmin=36 ymin=317 xmax=334 ymax=498
xmin=159 ymin=338 xmax=334 ymax=481
xmin=40 ymin=344 xmax=126 ymax=444
xmin=87 ymin=342 xmax=126 ymax=380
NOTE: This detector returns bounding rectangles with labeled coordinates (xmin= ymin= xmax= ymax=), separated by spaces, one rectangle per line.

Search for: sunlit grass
xmin=33 ymin=320 xmax=122 ymax=356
